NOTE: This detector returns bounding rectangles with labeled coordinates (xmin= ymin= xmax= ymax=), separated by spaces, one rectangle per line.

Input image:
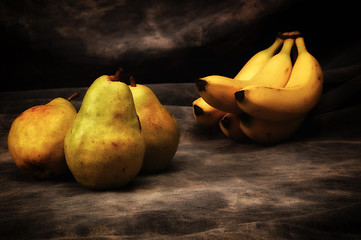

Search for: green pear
xmin=129 ymin=77 xmax=180 ymax=173
xmin=7 ymin=93 xmax=78 ymax=179
xmin=64 ymin=69 xmax=145 ymax=190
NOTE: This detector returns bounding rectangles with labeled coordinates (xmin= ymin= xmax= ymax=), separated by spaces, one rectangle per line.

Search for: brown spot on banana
xmin=285 ymin=67 xmax=290 ymax=74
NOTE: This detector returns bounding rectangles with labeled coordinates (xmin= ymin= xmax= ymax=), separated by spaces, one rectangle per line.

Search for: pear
xmin=64 ymin=69 xmax=145 ymax=190
xmin=7 ymin=93 xmax=78 ymax=179
xmin=129 ymin=76 xmax=180 ymax=173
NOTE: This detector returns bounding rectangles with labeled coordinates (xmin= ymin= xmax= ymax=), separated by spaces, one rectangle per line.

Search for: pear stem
xmin=67 ymin=92 xmax=79 ymax=101
xmin=110 ymin=68 xmax=124 ymax=81
xmin=130 ymin=76 xmax=137 ymax=87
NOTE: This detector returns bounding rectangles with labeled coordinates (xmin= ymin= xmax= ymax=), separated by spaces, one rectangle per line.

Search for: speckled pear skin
xmin=64 ymin=75 xmax=145 ymax=190
xmin=7 ymin=97 xmax=77 ymax=179
xmin=130 ymin=83 xmax=180 ymax=173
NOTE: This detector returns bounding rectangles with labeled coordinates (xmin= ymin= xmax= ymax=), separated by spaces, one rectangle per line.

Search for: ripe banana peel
xmin=245 ymin=38 xmax=294 ymax=88
xmin=195 ymin=76 xmax=244 ymax=113
xmin=196 ymin=38 xmax=294 ymax=114
xmin=239 ymin=113 xmax=306 ymax=144
xmin=234 ymin=37 xmax=284 ymax=80
xmin=219 ymin=113 xmax=247 ymax=141
xmin=192 ymin=32 xmax=323 ymax=144
xmin=192 ymin=97 xmax=226 ymax=125
xmin=235 ymin=37 xmax=323 ymax=121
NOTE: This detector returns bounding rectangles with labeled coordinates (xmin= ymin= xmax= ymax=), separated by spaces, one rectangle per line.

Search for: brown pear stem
xmin=130 ymin=75 xmax=137 ymax=87
xmin=110 ymin=68 xmax=124 ymax=81
xmin=67 ymin=92 xmax=79 ymax=101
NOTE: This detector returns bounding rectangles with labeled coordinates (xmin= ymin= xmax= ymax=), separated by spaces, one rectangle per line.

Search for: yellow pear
xmin=129 ymin=76 xmax=180 ymax=173
xmin=7 ymin=93 xmax=78 ymax=179
xmin=64 ymin=69 xmax=145 ymax=190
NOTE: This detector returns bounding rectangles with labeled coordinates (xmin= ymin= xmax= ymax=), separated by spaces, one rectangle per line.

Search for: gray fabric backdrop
xmin=1 ymin=76 xmax=361 ymax=238
xmin=1 ymin=0 xmax=361 ymax=239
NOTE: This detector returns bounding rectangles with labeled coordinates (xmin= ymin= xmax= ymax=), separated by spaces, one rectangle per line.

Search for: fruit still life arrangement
xmin=193 ymin=31 xmax=324 ymax=144
xmin=7 ymin=69 xmax=180 ymax=190
xmin=7 ymin=31 xmax=323 ymax=189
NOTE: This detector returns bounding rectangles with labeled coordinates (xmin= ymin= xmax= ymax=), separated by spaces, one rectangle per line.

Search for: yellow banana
xmin=195 ymin=38 xmax=294 ymax=113
xmin=234 ymin=36 xmax=284 ymax=80
xmin=236 ymin=31 xmax=301 ymax=80
xmin=246 ymin=38 xmax=294 ymax=87
xmin=192 ymin=97 xmax=226 ymax=125
xmin=195 ymin=75 xmax=244 ymax=113
xmin=235 ymin=37 xmax=323 ymax=121
xmin=219 ymin=113 xmax=247 ymax=141
xmin=239 ymin=113 xmax=306 ymax=144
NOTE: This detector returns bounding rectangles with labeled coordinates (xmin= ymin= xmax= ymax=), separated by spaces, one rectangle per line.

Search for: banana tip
xmin=235 ymin=90 xmax=245 ymax=102
xmin=193 ymin=105 xmax=204 ymax=116
xmin=220 ymin=116 xmax=231 ymax=129
xmin=195 ymin=79 xmax=207 ymax=92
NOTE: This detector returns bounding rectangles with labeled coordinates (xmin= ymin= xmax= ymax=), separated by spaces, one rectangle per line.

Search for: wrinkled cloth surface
xmin=1 ymin=65 xmax=361 ymax=239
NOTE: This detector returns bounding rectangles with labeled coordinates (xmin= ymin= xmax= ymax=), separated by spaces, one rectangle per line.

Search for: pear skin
xmin=64 ymin=70 xmax=145 ymax=190
xmin=129 ymin=77 xmax=180 ymax=173
xmin=7 ymin=94 xmax=78 ymax=179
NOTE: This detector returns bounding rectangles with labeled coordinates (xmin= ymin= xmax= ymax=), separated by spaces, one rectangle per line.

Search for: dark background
xmin=1 ymin=0 xmax=360 ymax=91
xmin=1 ymin=2 xmax=361 ymax=239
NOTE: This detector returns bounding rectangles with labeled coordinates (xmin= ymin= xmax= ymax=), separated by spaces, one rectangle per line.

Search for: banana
xmin=195 ymin=75 xmax=244 ymax=113
xmin=195 ymin=39 xmax=294 ymax=113
xmin=246 ymin=38 xmax=294 ymax=87
xmin=239 ymin=113 xmax=306 ymax=144
xmin=235 ymin=31 xmax=302 ymax=81
xmin=234 ymin=36 xmax=284 ymax=80
xmin=192 ymin=97 xmax=227 ymax=125
xmin=235 ymin=37 xmax=323 ymax=121
xmin=195 ymin=38 xmax=294 ymax=113
xmin=219 ymin=113 xmax=247 ymax=141
xmin=278 ymin=31 xmax=302 ymax=63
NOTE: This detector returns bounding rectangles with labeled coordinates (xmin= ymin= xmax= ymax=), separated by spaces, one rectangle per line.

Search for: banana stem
xmin=278 ymin=31 xmax=302 ymax=39
xmin=295 ymin=37 xmax=307 ymax=54
xmin=67 ymin=92 xmax=79 ymax=101
xmin=267 ymin=37 xmax=284 ymax=54
xmin=280 ymin=38 xmax=294 ymax=55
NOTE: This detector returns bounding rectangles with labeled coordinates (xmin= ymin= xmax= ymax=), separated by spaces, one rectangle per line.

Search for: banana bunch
xmin=192 ymin=31 xmax=323 ymax=144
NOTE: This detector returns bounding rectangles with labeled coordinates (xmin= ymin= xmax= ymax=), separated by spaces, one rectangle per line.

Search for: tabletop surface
xmin=1 ymin=81 xmax=361 ymax=239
